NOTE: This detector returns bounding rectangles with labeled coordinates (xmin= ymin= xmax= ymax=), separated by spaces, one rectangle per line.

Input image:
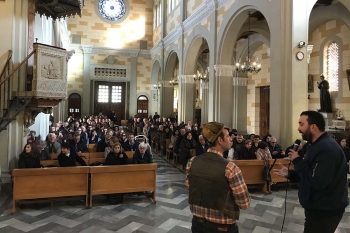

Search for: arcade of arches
xmin=1 ymin=0 xmax=350 ymax=177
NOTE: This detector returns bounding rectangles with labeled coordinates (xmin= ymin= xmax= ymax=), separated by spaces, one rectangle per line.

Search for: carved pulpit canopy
xmin=35 ymin=0 xmax=84 ymax=20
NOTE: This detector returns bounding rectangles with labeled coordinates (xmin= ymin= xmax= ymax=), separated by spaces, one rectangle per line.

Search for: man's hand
xmin=288 ymin=149 xmax=299 ymax=161
xmin=273 ymin=163 xmax=289 ymax=178
xmin=272 ymin=151 xmax=278 ymax=155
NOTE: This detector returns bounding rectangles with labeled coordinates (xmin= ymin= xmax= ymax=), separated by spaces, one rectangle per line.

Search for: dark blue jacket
xmin=289 ymin=133 xmax=348 ymax=212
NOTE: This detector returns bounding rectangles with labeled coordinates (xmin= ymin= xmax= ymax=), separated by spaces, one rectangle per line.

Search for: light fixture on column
xmin=235 ymin=12 xmax=261 ymax=73
xmin=169 ymin=78 xmax=178 ymax=86
xmin=194 ymin=38 xmax=209 ymax=82
xmin=152 ymin=81 xmax=161 ymax=101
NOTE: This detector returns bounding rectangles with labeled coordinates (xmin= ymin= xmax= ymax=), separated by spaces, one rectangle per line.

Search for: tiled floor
xmin=0 ymin=156 xmax=349 ymax=233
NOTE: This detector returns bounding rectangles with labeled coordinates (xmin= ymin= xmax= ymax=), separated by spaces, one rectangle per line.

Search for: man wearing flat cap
xmin=186 ymin=122 xmax=251 ymax=233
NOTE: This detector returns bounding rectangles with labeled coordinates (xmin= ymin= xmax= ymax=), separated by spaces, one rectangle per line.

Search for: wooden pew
xmin=233 ymin=159 xmax=293 ymax=184
xmin=12 ymin=167 xmax=89 ymax=213
xmin=87 ymin=144 xmax=97 ymax=152
xmin=50 ymin=153 xmax=59 ymax=160
xmin=41 ymin=160 xmax=59 ymax=167
xmin=89 ymin=164 xmax=157 ymax=207
xmin=89 ymin=152 xmax=105 ymax=159
xmin=125 ymin=151 xmax=134 ymax=163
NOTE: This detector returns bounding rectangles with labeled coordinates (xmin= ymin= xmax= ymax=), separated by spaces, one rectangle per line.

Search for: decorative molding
xmin=90 ymin=64 xmax=131 ymax=81
xmin=71 ymin=44 xmax=151 ymax=58
xmin=266 ymin=48 xmax=271 ymax=57
xmin=150 ymin=40 xmax=164 ymax=57
xmin=81 ymin=45 xmax=93 ymax=54
xmin=206 ymin=0 xmax=218 ymax=14
xmin=164 ymin=23 xmax=183 ymax=47
xmin=233 ymin=77 xmax=248 ymax=86
xmin=180 ymin=75 xmax=196 ymax=84
xmin=183 ymin=4 xmax=207 ymax=33
xmin=214 ymin=64 xmax=235 ymax=77
xmin=307 ymin=45 xmax=314 ymax=64
xmin=217 ymin=0 xmax=231 ymax=9
xmin=67 ymin=50 xmax=75 ymax=61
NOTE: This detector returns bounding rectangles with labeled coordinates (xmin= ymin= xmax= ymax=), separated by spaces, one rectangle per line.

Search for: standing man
xmin=274 ymin=111 xmax=348 ymax=233
xmin=186 ymin=122 xmax=251 ymax=233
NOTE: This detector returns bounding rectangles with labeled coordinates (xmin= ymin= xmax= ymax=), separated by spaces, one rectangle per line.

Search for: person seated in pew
xmin=194 ymin=135 xmax=208 ymax=156
xmin=18 ymin=143 xmax=41 ymax=168
xmin=239 ymin=139 xmax=256 ymax=160
xmin=58 ymin=142 xmax=87 ymax=167
xmin=132 ymin=143 xmax=153 ymax=164
xmin=71 ymin=133 xmax=89 ymax=153
xmin=105 ymin=143 xmax=128 ymax=165
xmin=122 ymin=133 xmax=139 ymax=152
xmin=37 ymin=140 xmax=50 ymax=160
xmin=104 ymin=136 xmax=118 ymax=158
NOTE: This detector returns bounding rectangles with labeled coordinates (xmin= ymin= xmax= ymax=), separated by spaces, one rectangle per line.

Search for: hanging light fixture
xmin=194 ymin=38 xmax=209 ymax=82
xmin=235 ymin=12 xmax=261 ymax=73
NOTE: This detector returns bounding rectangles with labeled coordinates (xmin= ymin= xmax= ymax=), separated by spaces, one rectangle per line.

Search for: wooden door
xmin=137 ymin=95 xmax=148 ymax=117
xmin=259 ymin=87 xmax=270 ymax=137
xmin=68 ymin=93 xmax=81 ymax=118
xmin=94 ymin=81 xmax=125 ymax=125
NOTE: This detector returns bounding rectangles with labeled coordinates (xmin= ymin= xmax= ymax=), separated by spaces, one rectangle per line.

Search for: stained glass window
xmin=111 ymin=86 xmax=122 ymax=103
xmin=324 ymin=42 xmax=339 ymax=92
xmin=98 ymin=0 xmax=126 ymax=21
xmin=98 ymin=85 xmax=109 ymax=103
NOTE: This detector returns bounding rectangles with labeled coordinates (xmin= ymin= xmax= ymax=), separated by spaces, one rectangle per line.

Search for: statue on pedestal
xmin=317 ymin=74 xmax=332 ymax=113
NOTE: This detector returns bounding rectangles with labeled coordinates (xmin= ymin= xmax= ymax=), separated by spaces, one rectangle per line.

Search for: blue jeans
xmin=191 ymin=216 xmax=239 ymax=233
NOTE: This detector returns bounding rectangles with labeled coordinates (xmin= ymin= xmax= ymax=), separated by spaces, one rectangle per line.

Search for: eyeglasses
xmin=122 ymin=135 xmax=126 ymax=137
xmin=270 ymin=141 xmax=277 ymax=144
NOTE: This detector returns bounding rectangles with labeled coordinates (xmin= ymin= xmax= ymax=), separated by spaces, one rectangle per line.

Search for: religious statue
xmin=317 ymin=74 xmax=332 ymax=113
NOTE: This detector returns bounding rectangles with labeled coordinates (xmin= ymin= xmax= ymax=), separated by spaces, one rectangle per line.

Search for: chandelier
xmin=169 ymin=78 xmax=178 ymax=86
xmin=235 ymin=12 xmax=261 ymax=73
xmin=194 ymin=39 xmax=209 ymax=82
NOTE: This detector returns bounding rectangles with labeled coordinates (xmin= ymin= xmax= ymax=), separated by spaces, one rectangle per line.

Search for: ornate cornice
xmin=307 ymin=45 xmax=314 ymax=64
xmin=71 ymin=44 xmax=151 ymax=58
xmin=183 ymin=4 xmax=207 ymax=33
xmin=164 ymin=23 xmax=183 ymax=48
xmin=150 ymin=40 xmax=164 ymax=57
xmin=217 ymin=0 xmax=231 ymax=9
xmin=233 ymin=77 xmax=248 ymax=86
xmin=214 ymin=64 xmax=235 ymax=77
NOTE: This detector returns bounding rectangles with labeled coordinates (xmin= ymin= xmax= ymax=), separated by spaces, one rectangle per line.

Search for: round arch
xmin=216 ymin=0 xmax=273 ymax=65
xmin=150 ymin=59 xmax=161 ymax=114
xmin=182 ymin=25 xmax=212 ymax=75
xmin=235 ymin=33 xmax=270 ymax=64
xmin=309 ymin=3 xmax=350 ymax=35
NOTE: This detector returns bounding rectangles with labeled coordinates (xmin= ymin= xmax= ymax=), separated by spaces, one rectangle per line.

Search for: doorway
xmin=68 ymin=93 xmax=81 ymax=118
xmin=94 ymin=81 xmax=126 ymax=125
xmin=137 ymin=95 xmax=148 ymax=117
xmin=259 ymin=86 xmax=270 ymax=137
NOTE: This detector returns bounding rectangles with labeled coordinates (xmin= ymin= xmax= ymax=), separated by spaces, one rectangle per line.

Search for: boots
xmin=262 ymin=182 xmax=272 ymax=194
xmin=262 ymin=183 xmax=269 ymax=194
xmin=267 ymin=182 xmax=272 ymax=194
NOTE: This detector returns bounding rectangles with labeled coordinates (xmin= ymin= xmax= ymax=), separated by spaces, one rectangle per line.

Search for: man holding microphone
xmin=274 ymin=111 xmax=348 ymax=233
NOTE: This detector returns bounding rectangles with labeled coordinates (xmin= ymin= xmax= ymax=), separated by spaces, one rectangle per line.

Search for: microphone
xmin=292 ymin=139 xmax=301 ymax=151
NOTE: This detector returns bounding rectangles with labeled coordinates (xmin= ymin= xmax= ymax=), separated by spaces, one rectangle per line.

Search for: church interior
xmin=0 ymin=0 xmax=350 ymax=232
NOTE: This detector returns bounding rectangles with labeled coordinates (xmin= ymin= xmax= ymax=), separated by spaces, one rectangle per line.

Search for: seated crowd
xmin=21 ymin=112 xmax=350 ymax=173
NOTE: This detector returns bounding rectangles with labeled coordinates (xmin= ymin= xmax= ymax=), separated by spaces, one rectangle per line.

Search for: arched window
xmin=137 ymin=95 xmax=148 ymax=117
xmin=324 ymin=42 xmax=339 ymax=92
xmin=68 ymin=93 xmax=81 ymax=118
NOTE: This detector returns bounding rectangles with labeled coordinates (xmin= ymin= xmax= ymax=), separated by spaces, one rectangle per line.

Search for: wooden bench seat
xmin=12 ymin=167 xmax=89 ymax=213
xmin=234 ymin=159 xmax=293 ymax=184
xmin=89 ymin=164 xmax=157 ymax=207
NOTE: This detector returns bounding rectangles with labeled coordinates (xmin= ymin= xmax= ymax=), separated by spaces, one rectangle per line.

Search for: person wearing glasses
xmin=268 ymin=137 xmax=285 ymax=159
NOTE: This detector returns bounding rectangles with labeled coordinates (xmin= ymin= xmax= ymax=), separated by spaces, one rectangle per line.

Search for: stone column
xmin=179 ymin=75 xmax=196 ymax=123
xmin=82 ymin=45 xmax=93 ymax=116
xmin=129 ymin=52 xmax=138 ymax=117
xmin=212 ymin=65 xmax=234 ymax=127
xmin=268 ymin=0 xmax=311 ymax=147
xmin=200 ymin=82 xmax=209 ymax=124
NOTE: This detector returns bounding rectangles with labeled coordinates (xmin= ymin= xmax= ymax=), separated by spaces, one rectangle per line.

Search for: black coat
xmin=122 ymin=141 xmax=139 ymax=152
xmin=132 ymin=149 xmax=153 ymax=164
xmin=58 ymin=151 xmax=87 ymax=167
xmin=195 ymin=143 xmax=208 ymax=156
xmin=105 ymin=152 xmax=128 ymax=165
xmin=18 ymin=153 xmax=41 ymax=168
xmin=97 ymin=140 xmax=109 ymax=152
xmin=71 ymin=140 xmax=89 ymax=153
xmin=239 ymin=147 xmax=256 ymax=160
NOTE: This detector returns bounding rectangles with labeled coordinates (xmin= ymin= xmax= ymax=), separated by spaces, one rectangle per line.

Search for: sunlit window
xmin=168 ymin=0 xmax=179 ymax=13
xmin=111 ymin=86 xmax=122 ymax=103
xmin=98 ymin=85 xmax=109 ymax=103
xmin=324 ymin=42 xmax=339 ymax=92
xmin=154 ymin=2 xmax=162 ymax=28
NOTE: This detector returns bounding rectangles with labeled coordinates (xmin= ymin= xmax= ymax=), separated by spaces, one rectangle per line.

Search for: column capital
xmin=307 ymin=45 xmax=314 ymax=64
xmin=214 ymin=64 xmax=235 ymax=77
xmin=82 ymin=45 xmax=93 ymax=54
